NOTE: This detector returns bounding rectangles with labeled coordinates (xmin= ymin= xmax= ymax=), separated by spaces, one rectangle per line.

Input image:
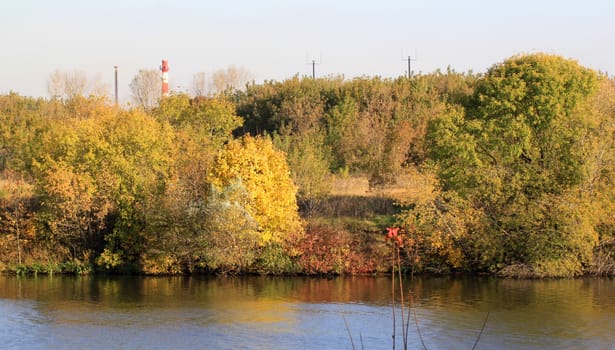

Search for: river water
xmin=0 ymin=275 xmax=614 ymax=349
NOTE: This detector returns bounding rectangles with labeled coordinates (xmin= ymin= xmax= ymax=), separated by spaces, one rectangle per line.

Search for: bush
xmin=208 ymin=135 xmax=303 ymax=245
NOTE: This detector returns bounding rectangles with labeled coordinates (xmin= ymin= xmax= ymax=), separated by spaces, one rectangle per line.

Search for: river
xmin=0 ymin=275 xmax=614 ymax=349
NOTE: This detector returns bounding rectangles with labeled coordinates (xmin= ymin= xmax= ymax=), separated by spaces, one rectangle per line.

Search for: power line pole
xmin=306 ymin=54 xmax=321 ymax=79
xmin=114 ymin=66 xmax=118 ymax=105
xmin=312 ymin=60 xmax=317 ymax=79
xmin=403 ymin=56 xmax=416 ymax=79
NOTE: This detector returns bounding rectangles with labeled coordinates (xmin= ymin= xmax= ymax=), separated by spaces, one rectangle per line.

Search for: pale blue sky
xmin=1 ymin=0 xmax=613 ymax=101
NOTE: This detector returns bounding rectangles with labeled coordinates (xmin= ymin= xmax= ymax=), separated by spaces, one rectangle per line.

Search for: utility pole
xmin=403 ymin=56 xmax=416 ymax=79
xmin=312 ymin=60 xmax=316 ymax=79
xmin=306 ymin=54 xmax=321 ymax=79
xmin=114 ymin=66 xmax=118 ymax=105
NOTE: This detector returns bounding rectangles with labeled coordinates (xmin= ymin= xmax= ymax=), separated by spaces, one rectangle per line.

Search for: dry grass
xmin=376 ymin=168 xmax=438 ymax=205
xmin=329 ymin=168 xmax=438 ymax=203
xmin=0 ymin=172 xmax=34 ymax=201
xmin=303 ymin=195 xmax=395 ymax=218
xmin=302 ymin=168 xmax=437 ymax=224
xmin=329 ymin=176 xmax=371 ymax=196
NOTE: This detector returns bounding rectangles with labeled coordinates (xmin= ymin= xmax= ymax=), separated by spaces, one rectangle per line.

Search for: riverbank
xmin=2 ymin=173 xmax=615 ymax=279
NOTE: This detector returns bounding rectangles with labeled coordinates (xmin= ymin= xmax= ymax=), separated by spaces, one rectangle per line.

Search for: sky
xmin=1 ymin=0 xmax=614 ymax=102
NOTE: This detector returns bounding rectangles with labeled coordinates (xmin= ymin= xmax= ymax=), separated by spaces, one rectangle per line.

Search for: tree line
xmin=0 ymin=53 xmax=613 ymax=277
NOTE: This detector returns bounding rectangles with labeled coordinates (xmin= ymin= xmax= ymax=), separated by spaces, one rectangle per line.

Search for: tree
xmin=95 ymin=109 xmax=175 ymax=271
xmin=207 ymin=135 xmax=302 ymax=245
xmin=199 ymin=180 xmax=260 ymax=273
xmin=0 ymin=172 xmax=35 ymax=267
xmin=130 ymin=69 xmax=162 ymax=109
xmin=25 ymin=99 xmax=176 ymax=272
xmin=422 ymin=53 xmax=602 ymax=276
xmin=37 ymin=165 xmax=110 ymax=262
xmin=207 ymin=136 xmax=302 ymax=273
xmin=47 ymin=69 xmax=109 ymax=100
xmin=0 ymin=94 xmax=50 ymax=174
xmin=273 ymin=130 xmax=332 ymax=204
xmin=211 ymin=65 xmax=254 ymax=94
xmin=235 ymin=75 xmax=450 ymax=185
xmin=155 ymin=94 xmax=243 ymax=146
xmin=192 ymin=72 xmax=208 ymax=97
xmin=586 ymin=77 xmax=615 ymax=275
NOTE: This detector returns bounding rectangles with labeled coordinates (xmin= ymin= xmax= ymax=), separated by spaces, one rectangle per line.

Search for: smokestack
xmin=161 ymin=59 xmax=169 ymax=97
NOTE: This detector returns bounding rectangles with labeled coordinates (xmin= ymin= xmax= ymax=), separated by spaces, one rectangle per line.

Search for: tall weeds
xmin=385 ymin=226 xmax=487 ymax=350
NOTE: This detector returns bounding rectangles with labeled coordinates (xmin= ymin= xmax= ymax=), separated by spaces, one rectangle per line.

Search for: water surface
xmin=1 ymin=275 xmax=614 ymax=349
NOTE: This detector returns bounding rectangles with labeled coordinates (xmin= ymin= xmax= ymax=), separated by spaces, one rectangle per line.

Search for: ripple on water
xmin=2 ymin=276 xmax=615 ymax=349
xmin=0 ymin=299 xmax=51 ymax=349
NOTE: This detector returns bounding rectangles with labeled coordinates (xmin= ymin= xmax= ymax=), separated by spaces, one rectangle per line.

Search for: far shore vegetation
xmin=1 ymin=53 xmax=614 ymax=278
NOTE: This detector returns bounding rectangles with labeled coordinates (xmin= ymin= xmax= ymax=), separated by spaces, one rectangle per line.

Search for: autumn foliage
xmin=0 ymin=53 xmax=614 ymax=277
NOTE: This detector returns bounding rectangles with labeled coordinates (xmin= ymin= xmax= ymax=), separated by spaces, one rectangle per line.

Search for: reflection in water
xmin=0 ymin=275 xmax=614 ymax=349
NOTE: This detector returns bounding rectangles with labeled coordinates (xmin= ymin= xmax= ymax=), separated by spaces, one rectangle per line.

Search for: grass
xmin=295 ymin=170 xmax=438 ymax=277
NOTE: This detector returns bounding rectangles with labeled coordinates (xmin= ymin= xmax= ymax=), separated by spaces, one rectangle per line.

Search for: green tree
xmin=273 ymin=130 xmax=332 ymax=213
xmin=141 ymin=94 xmax=246 ymax=273
xmin=96 ymin=109 xmax=175 ymax=271
xmin=155 ymin=94 xmax=243 ymax=147
xmin=323 ymin=96 xmax=360 ymax=171
xmin=24 ymin=99 xmax=175 ymax=272
xmin=199 ymin=180 xmax=260 ymax=273
xmin=422 ymin=53 xmax=603 ymax=276
xmin=0 ymin=94 xmax=52 ymax=174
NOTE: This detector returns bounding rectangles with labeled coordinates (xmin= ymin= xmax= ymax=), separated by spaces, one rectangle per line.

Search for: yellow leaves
xmin=399 ymin=189 xmax=484 ymax=271
xmin=96 ymin=248 xmax=123 ymax=270
xmin=208 ymin=135 xmax=302 ymax=245
xmin=532 ymin=254 xmax=584 ymax=278
xmin=0 ymin=173 xmax=34 ymax=203
xmin=156 ymin=94 xmax=192 ymax=124
xmin=154 ymin=95 xmax=242 ymax=150
xmin=430 ymin=233 xmax=444 ymax=249
xmin=42 ymin=165 xmax=95 ymax=209
xmin=427 ymin=229 xmax=464 ymax=269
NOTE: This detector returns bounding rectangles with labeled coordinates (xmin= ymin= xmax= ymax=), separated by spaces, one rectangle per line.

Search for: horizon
xmin=2 ymin=0 xmax=614 ymax=103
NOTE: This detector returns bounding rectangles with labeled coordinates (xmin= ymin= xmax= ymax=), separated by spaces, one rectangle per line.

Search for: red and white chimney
xmin=161 ymin=59 xmax=169 ymax=97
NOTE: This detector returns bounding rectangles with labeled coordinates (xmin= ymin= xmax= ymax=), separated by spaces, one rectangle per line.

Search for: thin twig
xmin=405 ymin=290 xmax=413 ymax=346
xmin=414 ymin=308 xmax=428 ymax=350
xmin=343 ymin=314 xmax=356 ymax=350
xmin=391 ymin=246 xmax=396 ymax=350
xmin=397 ymin=246 xmax=408 ymax=349
xmin=360 ymin=332 xmax=365 ymax=350
xmin=405 ymin=240 xmax=416 ymax=346
xmin=471 ymin=312 xmax=490 ymax=350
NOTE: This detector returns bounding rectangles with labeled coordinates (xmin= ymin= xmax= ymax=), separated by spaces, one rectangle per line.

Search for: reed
xmin=384 ymin=226 xmax=487 ymax=350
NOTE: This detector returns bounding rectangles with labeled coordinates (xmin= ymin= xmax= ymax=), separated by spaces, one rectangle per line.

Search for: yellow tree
xmin=208 ymin=135 xmax=302 ymax=244
xmin=207 ymin=136 xmax=303 ymax=272
xmin=0 ymin=172 xmax=35 ymax=268
xmin=144 ymin=94 xmax=245 ymax=273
